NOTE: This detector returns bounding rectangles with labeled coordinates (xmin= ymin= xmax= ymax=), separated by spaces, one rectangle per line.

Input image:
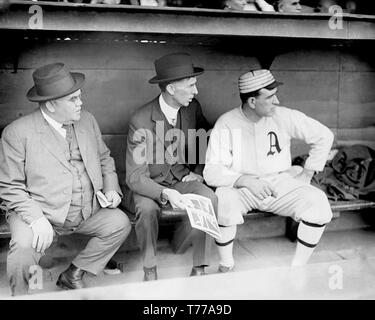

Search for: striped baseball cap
xmin=238 ymin=69 xmax=283 ymax=94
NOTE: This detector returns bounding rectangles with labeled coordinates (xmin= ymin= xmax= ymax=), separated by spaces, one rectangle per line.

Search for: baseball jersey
xmin=203 ymin=105 xmax=334 ymax=188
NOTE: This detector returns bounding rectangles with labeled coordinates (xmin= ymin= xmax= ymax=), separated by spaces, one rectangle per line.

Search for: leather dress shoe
xmin=56 ymin=263 xmax=86 ymax=290
xmin=190 ymin=266 xmax=206 ymax=276
xmin=143 ymin=266 xmax=158 ymax=281
xmin=218 ymin=265 xmax=234 ymax=273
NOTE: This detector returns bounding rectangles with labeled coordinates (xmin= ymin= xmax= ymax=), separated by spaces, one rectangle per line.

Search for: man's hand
xmin=105 ymin=190 xmax=122 ymax=208
xmin=293 ymin=168 xmax=315 ymax=184
xmin=30 ymin=216 xmax=54 ymax=254
xmin=234 ymin=175 xmax=278 ymax=200
xmin=162 ymin=189 xmax=190 ymax=210
xmin=182 ymin=172 xmax=204 ymax=183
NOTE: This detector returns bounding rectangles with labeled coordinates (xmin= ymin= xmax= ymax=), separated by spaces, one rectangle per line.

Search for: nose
xmin=192 ymin=85 xmax=198 ymax=96
xmin=76 ymin=96 xmax=83 ymax=106
xmin=273 ymin=95 xmax=280 ymax=105
xmin=296 ymin=3 xmax=302 ymax=10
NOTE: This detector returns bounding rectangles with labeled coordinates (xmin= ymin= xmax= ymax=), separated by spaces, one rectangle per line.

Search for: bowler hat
xmin=149 ymin=53 xmax=204 ymax=84
xmin=27 ymin=62 xmax=85 ymax=102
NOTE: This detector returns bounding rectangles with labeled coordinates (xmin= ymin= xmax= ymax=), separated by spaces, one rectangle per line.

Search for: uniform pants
xmin=7 ymin=208 xmax=131 ymax=296
xmin=216 ymin=172 xmax=332 ymax=226
xmin=125 ymin=180 xmax=218 ymax=268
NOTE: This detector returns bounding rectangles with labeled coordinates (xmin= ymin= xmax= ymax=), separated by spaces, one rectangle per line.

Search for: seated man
xmin=204 ymin=69 xmax=334 ymax=272
xmin=124 ymin=52 xmax=217 ymax=281
xmin=0 ymin=63 xmax=131 ymax=296
xmin=314 ymin=0 xmax=338 ymax=12
xmin=129 ymin=0 xmax=167 ymax=6
xmin=90 ymin=0 xmax=122 ymax=4
xmin=223 ymin=0 xmax=274 ymax=11
xmin=275 ymin=0 xmax=302 ymax=12
xmin=343 ymin=1 xmax=356 ymax=14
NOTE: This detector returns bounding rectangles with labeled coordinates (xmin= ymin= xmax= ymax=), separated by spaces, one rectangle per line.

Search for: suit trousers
xmin=125 ymin=180 xmax=218 ymax=268
xmin=7 ymin=208 xmax=131 ymax=296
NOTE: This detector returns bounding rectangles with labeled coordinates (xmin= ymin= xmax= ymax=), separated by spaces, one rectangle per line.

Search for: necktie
xmin=62 ymin=124 xmax=73 ymax=147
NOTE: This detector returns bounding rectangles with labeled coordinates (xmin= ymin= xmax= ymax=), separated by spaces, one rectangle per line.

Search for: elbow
xmin=327 ymin=129 xmax=335 ymax=148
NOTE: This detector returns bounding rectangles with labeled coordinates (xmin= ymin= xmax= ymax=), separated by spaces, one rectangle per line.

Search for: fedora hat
xmin=27 ymin=62 xmax=85 ymax=102
xmin=239 ymin=69 xmax=283 ymax=94
xmin=149 ymin=52 xmax=204 ymax=84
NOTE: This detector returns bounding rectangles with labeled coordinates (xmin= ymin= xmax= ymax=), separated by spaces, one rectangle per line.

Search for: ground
xmin=1 ymin=220 xmax=375 ymax=299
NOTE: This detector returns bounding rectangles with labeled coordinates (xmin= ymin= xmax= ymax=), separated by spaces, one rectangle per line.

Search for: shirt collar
xmin=40 ymin=108 xmax=66 ymax=138
xmin=159 ymin=94 xmax=180 ymax=122
xmin=40 ymin=108 xmax=64 ymax=129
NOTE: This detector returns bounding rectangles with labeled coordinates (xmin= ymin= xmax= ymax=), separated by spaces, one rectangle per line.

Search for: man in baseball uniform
xmin=203 ymin=69 xmax=334 ymax=272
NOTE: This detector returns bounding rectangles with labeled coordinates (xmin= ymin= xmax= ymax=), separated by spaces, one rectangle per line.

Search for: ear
xmin=45 ymin=100 xmax=56 ymax=113
xmin=248 ymin=97 xmax=256 ymax=109
xmin=166 ymin=83 xmax=175 ymax=96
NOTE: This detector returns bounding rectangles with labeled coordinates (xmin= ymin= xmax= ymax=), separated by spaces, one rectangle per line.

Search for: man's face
xmin=50 ymin=89 xmax=83 ymax=124
xmin=170 ymin=77 xmax=198 ymax=107
xmin=279 ymin=0 xmax=302 ymax=12
xmin=226 ymin=0 xmax=248 ymax=10
xmin=315 ymin=0 xmax=337 ymax=12
xmin=252 ymin=87 xmax=280 ymax=118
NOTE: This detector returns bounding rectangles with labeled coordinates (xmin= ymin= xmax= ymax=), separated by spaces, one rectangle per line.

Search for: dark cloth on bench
xmin=294 ymin=145 xmax=375 ymax=201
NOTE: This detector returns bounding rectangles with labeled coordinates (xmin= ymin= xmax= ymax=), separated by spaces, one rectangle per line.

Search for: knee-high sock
xmin=292 ymin=220 xmax=326 ymax=266
xmin=215 ymin=225 xmax=237 ymax=268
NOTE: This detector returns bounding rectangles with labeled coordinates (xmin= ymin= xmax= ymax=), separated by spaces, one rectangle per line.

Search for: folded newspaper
xmin=96 ymin=190 xmax=112 ymax=208
xmin=171 ymin=193 xmax=222 ymax=241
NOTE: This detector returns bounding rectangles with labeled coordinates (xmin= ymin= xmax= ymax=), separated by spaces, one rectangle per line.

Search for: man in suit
xmin=125 ymin=52 xmax=217 ymax=281
xmin=275 ymin=0 xmax=302 ymax=12
xmin=0 ymin=62 xmax=131 ymax=296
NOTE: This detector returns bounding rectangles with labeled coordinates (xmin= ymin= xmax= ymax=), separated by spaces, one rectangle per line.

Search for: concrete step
xmin=15 ymin=256 xmax=375 ymax=300
xmin=2 ymin=228 xmax=375 ymax=299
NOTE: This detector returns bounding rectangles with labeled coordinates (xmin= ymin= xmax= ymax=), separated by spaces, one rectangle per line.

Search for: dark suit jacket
xmin=126 ymin=96 xmax=210 ymax=203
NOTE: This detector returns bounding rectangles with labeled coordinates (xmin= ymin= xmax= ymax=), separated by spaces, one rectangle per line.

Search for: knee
xmin=106 ymin=209 xmax=132 ymax=237
xmin=9 ymin=236 xmax=34 ymax=252
xmin=215 ymin=187 xmax=229 ymax=199
xmin=303 ymin=188 xmax=333 ymax=224
xmin=304 ymin=188 xmax=329 ymax=208
xmin=215 ymin=187 xmax=241 ymax=209
xmin=7 ymin=239 xmax=36 ymax=270
xmin=205 ymin=189 xmax=218 ymax=211
xmin=135 ymin=199 xmax=160 ymax=221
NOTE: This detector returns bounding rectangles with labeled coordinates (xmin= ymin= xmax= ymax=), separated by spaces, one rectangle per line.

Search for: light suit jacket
xmin=0 ymin=109 xmax=122 ymax=227
xmin=126 ymin=96 xmax=210 ymax=203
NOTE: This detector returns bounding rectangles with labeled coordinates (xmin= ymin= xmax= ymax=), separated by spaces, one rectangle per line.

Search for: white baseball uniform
xmin=204 ymin=105 xmax=334 ymax=226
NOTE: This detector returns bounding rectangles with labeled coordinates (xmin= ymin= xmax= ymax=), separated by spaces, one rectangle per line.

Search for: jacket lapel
xmin=34 ymin=110 xmax=70 ymax=170
xmin=179 ymin=106 xmax=194 ymax=139
xmin=73 ymin=120 xmax=89 ymax=167
xmin=151 ymin=98 xmax=174 ymax=160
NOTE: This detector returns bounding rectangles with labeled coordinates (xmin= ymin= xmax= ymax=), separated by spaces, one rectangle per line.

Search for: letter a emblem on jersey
xmin=267 ymin=131 xmax=281 ymax=156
